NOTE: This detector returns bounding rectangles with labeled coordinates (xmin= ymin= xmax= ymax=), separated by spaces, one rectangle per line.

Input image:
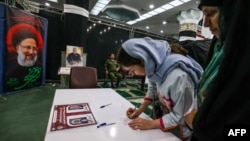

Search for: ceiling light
xmin=180 ymin=0 xmax=191 ymax=2
xmin=45 ymin=2 xmax=50 ymax=6
xmin=162 ymin=21 xmax=167 ymax=25
xmin=101 ymin=5 xmax=140 ymax=22
xmin=127 ymin=21 xmax=136 ymax=25
xmin=149 ymin=4 xmax=154 ymax=9
xmin=161 ymin=4 xmax=173 ymax=10
xmin=127 ymin=0 xmax=190 ymax=25
xmin=146 ymin=26 xmax=149 ymax=29
xmin=47 ymin=0 xmax=58 ymax=3
xmin=169 ymin=0 xmax=183 ymax=7
xmin=147 ymin=10 xmax=158 ymax=15
xmin=90 ymin=0 xmax=111 ymax=16
xmin=154 ymin=7 xmax=165 ymax=13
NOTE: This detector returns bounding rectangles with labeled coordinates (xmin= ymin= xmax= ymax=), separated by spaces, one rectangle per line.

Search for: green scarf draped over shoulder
xmin=197 ymin=40 xmax=224 ymax=106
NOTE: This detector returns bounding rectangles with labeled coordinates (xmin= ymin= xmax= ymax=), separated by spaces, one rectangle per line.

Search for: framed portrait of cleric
xmin=66 ymin=45 xmax=84 ymax=67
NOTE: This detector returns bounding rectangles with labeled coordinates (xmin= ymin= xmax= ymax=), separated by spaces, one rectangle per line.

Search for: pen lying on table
xmin=97 ymin=122 xmax=116 ymax=128
xmin=100 ymin=103 xmax=112 ymax=108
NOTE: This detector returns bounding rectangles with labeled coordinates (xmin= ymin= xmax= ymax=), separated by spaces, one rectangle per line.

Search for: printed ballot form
xmin=50 ymin=103 xmax=97 ymax=131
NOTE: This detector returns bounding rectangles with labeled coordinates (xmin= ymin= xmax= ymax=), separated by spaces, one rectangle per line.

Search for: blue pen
xmin=97 ymin=122 xmax=116 ymax=128
xmin=100 ymin=103 xmax=112 ymax=108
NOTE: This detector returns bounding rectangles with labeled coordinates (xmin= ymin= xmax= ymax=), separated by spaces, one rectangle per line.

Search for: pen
xmin=134 ymin=103 xmax=139 ymax=110
xmin=97 ymin=122 xmax=116 ymax=128
xmin=100 ymin=103 xmax=112 ymax=108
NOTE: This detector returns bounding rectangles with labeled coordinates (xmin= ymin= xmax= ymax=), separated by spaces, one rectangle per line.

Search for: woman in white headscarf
xmin=117 ymin=37 xmax=203 ymax=141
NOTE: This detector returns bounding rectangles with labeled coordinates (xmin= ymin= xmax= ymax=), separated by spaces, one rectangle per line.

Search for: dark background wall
xmin=86 ymin=23 xmax=129 ymax=79
xmin=34 ymin=10 xmax=170 ymax=81
xmin=0 ymin=1 xmax=174 ymax=81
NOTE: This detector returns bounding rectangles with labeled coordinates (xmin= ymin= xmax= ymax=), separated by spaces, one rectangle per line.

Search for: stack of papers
xmin=58 ymin=67 xmax=71 ymax=75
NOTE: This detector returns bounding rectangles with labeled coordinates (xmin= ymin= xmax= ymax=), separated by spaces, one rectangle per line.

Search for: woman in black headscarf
xmin=192 ymin=0 xmax=250 ymax=140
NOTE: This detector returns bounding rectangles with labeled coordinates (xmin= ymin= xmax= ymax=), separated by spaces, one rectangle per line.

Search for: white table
xmin=44 ymin=89 xmax=180 ymax=141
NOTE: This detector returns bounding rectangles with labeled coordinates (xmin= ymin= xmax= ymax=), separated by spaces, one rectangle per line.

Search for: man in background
xmin=104 ymin=53 xmax=123 ymax=88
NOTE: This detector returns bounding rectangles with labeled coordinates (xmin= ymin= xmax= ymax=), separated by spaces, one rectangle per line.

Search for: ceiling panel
xmin=26 ymin=0 xmax=201 ymax=39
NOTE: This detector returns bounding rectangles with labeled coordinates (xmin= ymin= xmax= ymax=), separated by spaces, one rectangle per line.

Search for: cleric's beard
xmin=17 ymin=48 xmax=37 ymax=67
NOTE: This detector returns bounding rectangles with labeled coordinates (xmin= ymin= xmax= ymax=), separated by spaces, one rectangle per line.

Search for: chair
xmin=69 ymin=66 xmax=98 ymax=89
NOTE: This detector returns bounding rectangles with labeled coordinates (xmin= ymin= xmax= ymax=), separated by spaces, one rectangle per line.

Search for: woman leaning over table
xmin=116 ymin=37 xmax=203 ymax=141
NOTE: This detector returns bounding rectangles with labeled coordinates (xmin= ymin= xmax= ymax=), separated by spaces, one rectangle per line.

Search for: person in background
xmin=183 ymin=0 xmax=224 ymax=130
xmin=6 ymin=27 xmax=42 ymax=92
xmin=191 ymin=0 xmax=250 ymax=140
xmin=67 ymin=47 xmax=81 ymax=65
xmin=104 ymin=53 xmax=123 ymax=88
xmin=196 ymin=0 xmax=223 ymax=106
xmin=116 ymin=37 xmax=203 ymax=141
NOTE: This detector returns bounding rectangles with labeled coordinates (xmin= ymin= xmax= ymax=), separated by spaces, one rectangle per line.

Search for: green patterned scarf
xmin=197 ymin=39 xmax=224 ymax=106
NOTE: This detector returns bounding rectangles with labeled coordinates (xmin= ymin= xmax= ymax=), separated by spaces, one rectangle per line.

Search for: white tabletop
xmin=44 ymin=88 xmax=180 ymax=141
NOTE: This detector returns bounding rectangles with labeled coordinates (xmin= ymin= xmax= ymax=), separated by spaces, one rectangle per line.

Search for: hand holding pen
xmin=126 ymin=103 xmax=140 ymax=119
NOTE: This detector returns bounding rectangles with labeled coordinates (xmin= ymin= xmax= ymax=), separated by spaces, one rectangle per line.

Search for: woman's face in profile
xmin=202 ymin=6 xmax=220 ymax=39
xmin=121 ymin=64 xmax=145 ymax=77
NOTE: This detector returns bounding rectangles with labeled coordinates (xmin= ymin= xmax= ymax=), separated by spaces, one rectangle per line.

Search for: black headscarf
xmin=198 ymin=0 xmax=222 ymax=10
xmin=192 ymin=0 xmax=250 ymax=140
xmin=198 ymin=0 xmax=223 ymax=67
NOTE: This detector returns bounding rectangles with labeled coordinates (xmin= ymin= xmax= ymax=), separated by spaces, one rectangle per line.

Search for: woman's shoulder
xmin=164 ymin=68 xmax=193 ymax=84
xmin=168 ymin=68 xmax=189 ymax=77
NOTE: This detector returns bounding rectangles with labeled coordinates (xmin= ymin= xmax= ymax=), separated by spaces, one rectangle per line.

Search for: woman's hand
xmin=126 ymin=107 xmax=141 ymax=119
xmin=128 ymin=117 xmax=160 ymax=130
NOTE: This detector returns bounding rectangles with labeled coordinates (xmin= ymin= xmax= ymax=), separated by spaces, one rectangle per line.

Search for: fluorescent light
xmin=154 ymin=7 xmax=165 ymax=13
xmin=127 ymin=21 xmax=136 ymax=25
xmin=95 ymin=3 xmax=106 ymax=8
xmin=161 ymin=4 xmax=173 ymax=10
xmin=90 ymin=0 xmax=111 ymax=15
xmin=180 ymin=0 xmax=191 ymax=2
xmin=93 ymin=7 xmax=103 ymax=11
xmin=126 ymin=0 xmax=189 ymax=25
xmin=169 ymin=0 xmax=183 ymax=7
xmin=139 ymin=17 xmax=146 ymax=20
xmin=47 ymin=0 xmax=57 ymax=3
xmin=147 ymin=11 xmax=158 ymax=16
xmin=141 ymin=14 xmax=151 ymax=18
xmin=98 ymin=0 xmax=110 ymax=5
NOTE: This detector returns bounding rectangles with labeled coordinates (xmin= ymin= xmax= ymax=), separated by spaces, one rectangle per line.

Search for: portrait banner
xmin=66 ymin=45 xmax=84 ymax=67
xmin=0 ymin=3 xmax=6 ymax=94
xmin=4 ymin=6 xmax=48 ymax=93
